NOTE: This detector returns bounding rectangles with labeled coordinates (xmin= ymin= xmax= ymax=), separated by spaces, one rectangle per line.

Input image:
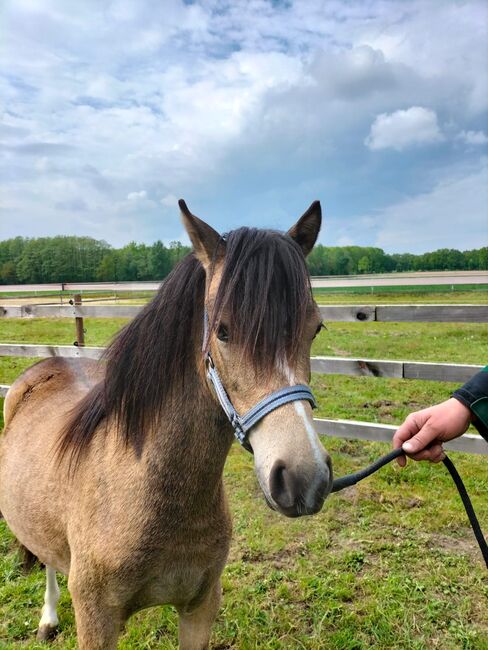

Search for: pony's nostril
xmin=269 ymin=461 xmax=296 ymax=510
xmin=268 ymin=458 xmax=333 ymax=517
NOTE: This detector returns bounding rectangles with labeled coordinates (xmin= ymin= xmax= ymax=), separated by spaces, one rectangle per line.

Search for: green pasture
xmin=0 ymin=290 xmax=487 ymax=648
xmin=313 ymin=285 xmax=488 ymax=304
xmin=0 ymin=317 xmax=486 ymax=371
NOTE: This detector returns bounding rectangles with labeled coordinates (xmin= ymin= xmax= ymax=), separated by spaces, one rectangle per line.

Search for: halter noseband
xmin=203 ymin=310 xmax=316 ymax=452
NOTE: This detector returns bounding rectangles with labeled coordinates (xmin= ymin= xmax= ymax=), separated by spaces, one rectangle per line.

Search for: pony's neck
xmin=147 ymin=367 xmax=234 ymax=510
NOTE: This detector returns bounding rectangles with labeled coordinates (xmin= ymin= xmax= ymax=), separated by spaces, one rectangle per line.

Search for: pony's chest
xmin=136 ymin=566 xmax=214 ymax=609
xmin=127 ymin=550 xmax=222 ymax=613
xmin=113 ymin=514 xmax=231 ymax=611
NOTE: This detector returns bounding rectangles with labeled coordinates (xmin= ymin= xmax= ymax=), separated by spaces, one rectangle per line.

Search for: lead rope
xmin=331 ymin=447 xmax=488 ymax=569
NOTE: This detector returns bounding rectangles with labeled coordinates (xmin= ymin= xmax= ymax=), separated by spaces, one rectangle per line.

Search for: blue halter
xmin=203 ymin=310 xmax=316 ymax=452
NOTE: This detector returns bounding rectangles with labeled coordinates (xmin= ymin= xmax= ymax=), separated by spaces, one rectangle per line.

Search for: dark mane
xmin=58 ymin=253 xmax=206 ymax=470
xmin=58 ymin=228 xmax=312 ymax=470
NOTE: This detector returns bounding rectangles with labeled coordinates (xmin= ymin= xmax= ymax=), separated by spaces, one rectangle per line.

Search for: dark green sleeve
xmin=453 ymin=366 xmax=488 ymax=442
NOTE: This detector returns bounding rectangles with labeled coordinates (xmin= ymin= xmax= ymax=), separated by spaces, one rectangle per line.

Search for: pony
xmin=0 ymin=200 xmax=332 ymax=649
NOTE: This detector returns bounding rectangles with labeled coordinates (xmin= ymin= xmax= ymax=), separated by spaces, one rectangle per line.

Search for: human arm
xmin=393 ymin=367 xmax=488 ymax=466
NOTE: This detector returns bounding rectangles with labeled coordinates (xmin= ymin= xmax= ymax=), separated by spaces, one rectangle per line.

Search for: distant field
xmin=314 ymin=285 xmax=487 ymax=304
xmin=0 ymin=289 xmax=487 ymax=648
xmin=1 ymin=283 xmax=487 ymax=306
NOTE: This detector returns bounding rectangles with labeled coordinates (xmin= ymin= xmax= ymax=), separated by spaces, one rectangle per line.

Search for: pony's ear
xmin=287 ymin=200 xmax=322 ymax=257
xmin=179 ymin=199 xmax=222 ymax=267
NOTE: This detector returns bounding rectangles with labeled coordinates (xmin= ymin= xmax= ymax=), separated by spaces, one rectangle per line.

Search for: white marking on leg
xmin=294 ymin=401 xmax=326 ymax=509
xmin=39 ymin=566 xmax=60 ymax=629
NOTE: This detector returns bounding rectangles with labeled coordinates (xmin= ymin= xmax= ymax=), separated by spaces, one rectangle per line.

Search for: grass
xmin=0 ymin=289 xmax=487 ymax=648
xmin=0 ymin=317 xmax=486 ymax=368
xmin=312 ymin=322 xmax=487 ymax=365
xmin=313 ymin=286 xmax=488 ymax=304
xmin=1 ymin=284 xmax=487 ymax=306
xmin=313 ymin=287 xmax=488 ymax=305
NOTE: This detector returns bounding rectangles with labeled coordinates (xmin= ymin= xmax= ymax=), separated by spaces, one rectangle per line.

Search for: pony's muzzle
xmin=269 ymin=456 xmax=332 ymax=517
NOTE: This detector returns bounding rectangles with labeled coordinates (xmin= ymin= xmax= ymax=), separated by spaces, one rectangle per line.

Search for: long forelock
xmin=209 ymin=228 xmax=312 ymax=372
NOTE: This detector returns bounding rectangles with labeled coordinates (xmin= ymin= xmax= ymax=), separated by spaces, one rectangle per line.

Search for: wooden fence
xmin=1 ymin=303 xmax=487 ymax=323
xmin=0 ymin=300 xmax=487 ymax=455
xmin=1 ymin=270 xmax=487 ymax=293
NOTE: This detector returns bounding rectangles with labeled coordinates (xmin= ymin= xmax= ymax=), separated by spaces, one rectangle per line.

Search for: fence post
xmin=73 ymin=293 xmax=85 ymax=347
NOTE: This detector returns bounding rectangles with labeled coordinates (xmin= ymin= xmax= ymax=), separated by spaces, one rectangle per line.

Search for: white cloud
xmin=0 ymin=1 xmax=487 ymax=249
xmin=365 ymin=107 xmax=444 ymax=151
xmin=161 ymin=193 xmax=178 ymax=208
xmin=127 ymin=190 xmax=147 ymax=201
xmin=371 ymin=163 xmax=488 ymax=252
xmin=361 ymin=0 xmax=488 ymax=115
xmin=457 ymin=130 xmax=488 ymax=145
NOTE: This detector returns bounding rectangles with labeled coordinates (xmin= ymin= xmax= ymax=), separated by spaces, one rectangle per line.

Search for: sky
xmin=1 ymin=0 xmax=487 ymax=253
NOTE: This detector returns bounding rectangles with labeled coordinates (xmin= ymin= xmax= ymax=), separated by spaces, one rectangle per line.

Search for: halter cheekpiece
xmin=203 ymin=309 xmax=316 ymax=452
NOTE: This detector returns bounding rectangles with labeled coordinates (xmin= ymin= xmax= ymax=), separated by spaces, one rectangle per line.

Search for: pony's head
xmin=180 ymin=200 xmax=332 ymax=517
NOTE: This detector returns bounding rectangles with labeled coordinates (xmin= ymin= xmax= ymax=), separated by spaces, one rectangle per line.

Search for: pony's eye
xmin=217 ymin=324 xmax=229 ymax=342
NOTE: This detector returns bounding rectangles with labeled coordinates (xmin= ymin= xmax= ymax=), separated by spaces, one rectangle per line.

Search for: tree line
xmin=0 ymin=236 xmax=486 ymax=284
xmin=307 ymin=245 xmax=488 ymax=276
xmin=0 ymin=237 xmax=190 ymax=284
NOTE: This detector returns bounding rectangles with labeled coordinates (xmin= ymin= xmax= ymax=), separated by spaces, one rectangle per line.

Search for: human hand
xmin=393 ymin=398 xmax=472 ymax=466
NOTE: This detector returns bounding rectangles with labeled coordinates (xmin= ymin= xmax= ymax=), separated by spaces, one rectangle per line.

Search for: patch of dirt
xmin=406 ymin=401 xmax=425 ymax=409
xmin=335 ymin=485 xmax=359 ymax=503
xmin=361 ymin=400 xmax=399 ymax=421
xmin=362 ymin=399 xmax=393 ymax=408
xmin=240 ymin=541 xmax=309 ymax=569
xmin=335 ymin=439 xmax=370 ymax=458
xmin=405 ymin=497 xmax=423 ymax=508
xmin=429 ymin=530 xmax=482 ymax=559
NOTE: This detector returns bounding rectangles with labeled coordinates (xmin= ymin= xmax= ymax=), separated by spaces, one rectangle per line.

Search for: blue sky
xmin=1 ymin=0 xmax=487 ymax=253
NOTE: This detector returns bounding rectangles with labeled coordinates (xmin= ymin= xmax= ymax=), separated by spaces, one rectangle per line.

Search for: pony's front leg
xmin=178 ymin=579 xmax=222 ymax=650
xmin=37 ymin=566 xmax=60 ymax=641
xmin=69 ymin=577 xmax=123 ymax=650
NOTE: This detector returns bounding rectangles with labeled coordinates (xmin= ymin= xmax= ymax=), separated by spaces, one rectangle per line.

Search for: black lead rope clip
xmin=331 ymin=448 xmax=488 ymax=569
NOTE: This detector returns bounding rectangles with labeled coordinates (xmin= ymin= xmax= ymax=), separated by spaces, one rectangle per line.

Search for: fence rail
xmin=0 ymin=383 xmax=484 ymax=453
xmin=310 ymin=357 xmax=482 ymax=383
xmin=1 ymin=271 xmax=487 ymax=293
xmin=0 ymin=344 xmax=481 ymax=385
xmin=314 ymin=419 xmax=487 ymax=454
xmin=1 ymin=303 xmax=487 ymax=323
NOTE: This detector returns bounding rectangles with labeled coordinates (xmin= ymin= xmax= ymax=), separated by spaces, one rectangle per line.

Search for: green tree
xmin=357 ymin=256 xmax=371 ymax=274
xmin=0 ymin=261 xmax=17 ymax=283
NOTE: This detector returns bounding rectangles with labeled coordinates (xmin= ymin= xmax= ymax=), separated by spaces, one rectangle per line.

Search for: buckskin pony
xmin=0 ymin=200 xmax=332 ymax=649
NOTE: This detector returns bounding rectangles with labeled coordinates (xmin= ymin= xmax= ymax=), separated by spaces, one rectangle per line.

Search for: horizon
xmin=1 ymin=232 xmax=487 ymax=258
xmin=1 ymin=1 xmax=487 ymax=253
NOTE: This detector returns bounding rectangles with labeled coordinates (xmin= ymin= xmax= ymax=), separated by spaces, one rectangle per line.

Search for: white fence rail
xmin=310 ymin=357 xmax=482 ymax=383
xmin=0 ymin=382 xmax=484 ymax=453
xmin=314 ymin=420 xmax=487 ymax=454
xmin=0 ymin=344 xmax=481 ymax=385
xmin=0 ymin=270 xmax=487 ymax=294
xmin=1 ymin=303 xmax=487 ymax=323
